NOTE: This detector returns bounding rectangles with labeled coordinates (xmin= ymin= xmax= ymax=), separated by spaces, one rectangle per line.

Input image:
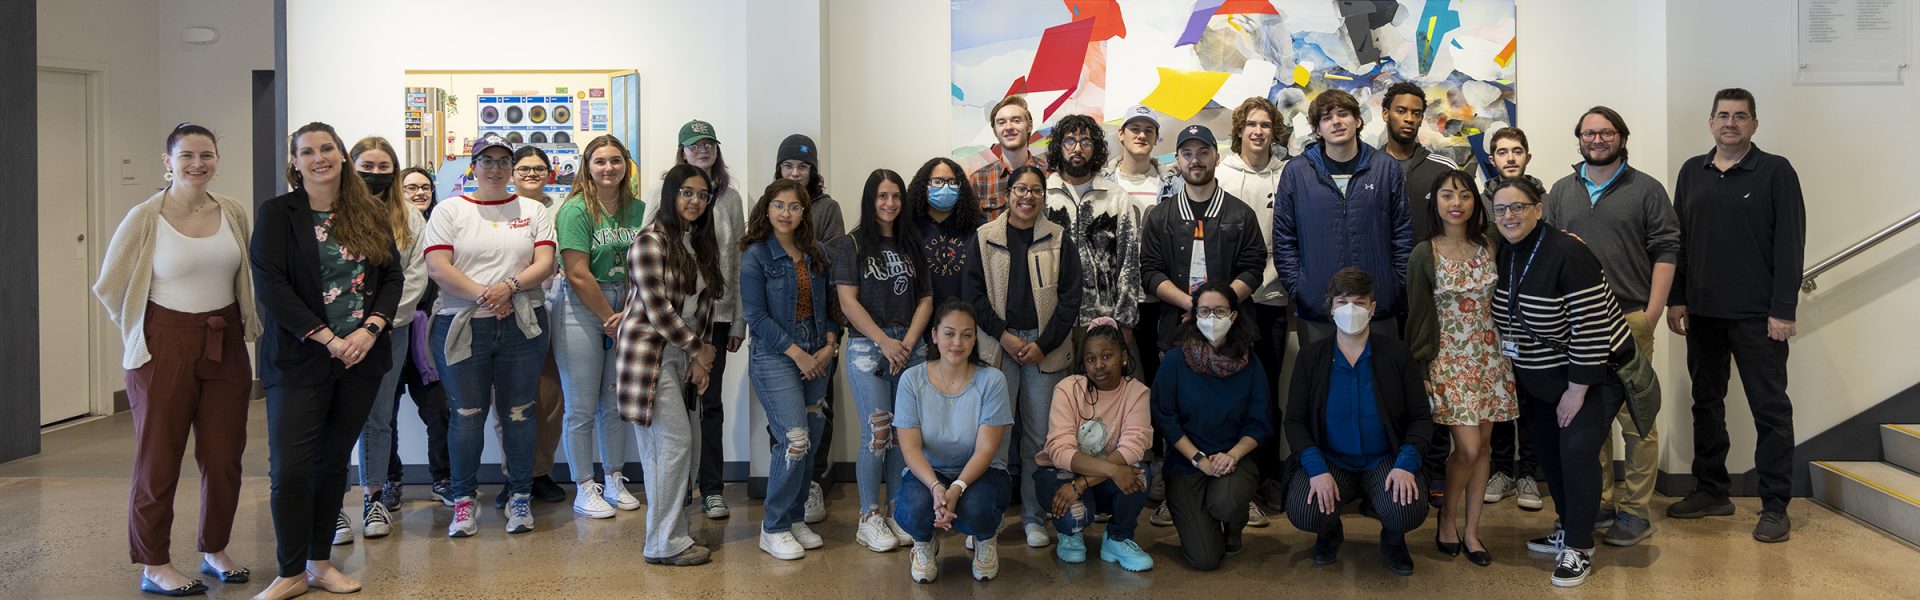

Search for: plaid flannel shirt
xmin=614 ymin=224 xmax=713 ymax=427
xmin=967 ymin=152 xmax=1051 ymax=222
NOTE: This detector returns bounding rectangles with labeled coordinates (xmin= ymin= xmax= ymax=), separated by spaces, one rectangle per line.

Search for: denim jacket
xmin=740 ymin=238 xmax=841 ymax=357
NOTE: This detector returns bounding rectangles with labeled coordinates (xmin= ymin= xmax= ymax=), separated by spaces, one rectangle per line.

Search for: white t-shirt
xmin=422 ymin=194 xmax=556 ymax=314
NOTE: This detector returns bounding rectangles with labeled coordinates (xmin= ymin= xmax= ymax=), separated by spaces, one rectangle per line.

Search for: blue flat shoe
xmin=200 ymin=558 xmax=250 ymax=583
xmin=140 ymin=576 xmax=208 ymax=597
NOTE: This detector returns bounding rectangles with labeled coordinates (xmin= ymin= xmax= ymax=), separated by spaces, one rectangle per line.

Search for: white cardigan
xmin=93 ymin=190 xmax=262 ymax=369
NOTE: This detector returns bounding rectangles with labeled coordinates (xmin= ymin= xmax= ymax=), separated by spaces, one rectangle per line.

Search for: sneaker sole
xmin=1668 ymin=503 xmax=1737 ymax=519
xmin=1484 ymin=490 xmax=1515 ymax=503
xmin=1603 ymin=529 xmax=1652 ymax=546
xmin=857 ymin=530 xmax=898 ymax=553
xmin=1754 ymin=529 xmax=1790 ymax=543
xmin=1551 ymin=573 xmax=1589 ymax=587
xmin=331 ymin=534 xmax=353 ymax=545
xmin=1526 ymin=542 xmax=1562 ymax=554
xmin=643 ymin=556 xmax=712 ymax=566
xmin=448 ymin=527 xmax=475 ymax=538
xmin=506 ymin=524 xmax=534 ymax=534
xmin=610 ymin=500 xmax=643 ymax=511
xmin=575 ymin=506 xmax=616 ymax=519
xmin=760 ymin=538 xmax=806 ymax=560
xmin=363 ymin=526 xmax=390 ymax=538
xmin=1517 ymin=498 xmax=1545 ymax=511
xmin=706 ymin=510 xmax=731 ymax=519
xmin=1099 ymin=549 xmax=1152 ymax=572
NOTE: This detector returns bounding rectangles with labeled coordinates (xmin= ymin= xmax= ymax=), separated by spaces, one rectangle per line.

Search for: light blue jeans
xmin=998 ymin=327 xmax=1069 ymax=527
xmin=553 ymin=280 xmax=631 ymax=482
xmin=357 ymin=323 xmax=409 ymax=488
xmin=433 ymin=309 xmax=550 ymax=501
xmin=843 ymin=325 xmax=926 ymax=514
xmin=751 ymin=325 xmax=832 ymax=533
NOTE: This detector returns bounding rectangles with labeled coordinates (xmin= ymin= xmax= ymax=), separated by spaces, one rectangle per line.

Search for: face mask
xmin=358 ymin=171 xmax=393 ymax=196
xmin=928 ymin=184 xmax=960 ymax=211
xmin=1197 ymin=315 xmax=1233 ymax=345
xmin=1332 ymin=303 xmax=1371 ymax=335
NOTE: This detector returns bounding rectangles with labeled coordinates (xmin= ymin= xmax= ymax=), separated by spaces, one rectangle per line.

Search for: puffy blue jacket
xmin=1271 ymin=142 xmax=1413 ymax=323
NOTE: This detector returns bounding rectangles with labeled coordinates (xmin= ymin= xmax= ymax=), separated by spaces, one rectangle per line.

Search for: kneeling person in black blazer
xmin=1284 ymin=267 xmax=1433 ymax=576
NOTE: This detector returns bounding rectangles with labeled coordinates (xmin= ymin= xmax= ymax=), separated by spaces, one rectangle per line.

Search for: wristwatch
xmin=362 ymin=321 xmax=384 ymax=336
xmin=1191 ymin=451 xmax=1209 ymax=467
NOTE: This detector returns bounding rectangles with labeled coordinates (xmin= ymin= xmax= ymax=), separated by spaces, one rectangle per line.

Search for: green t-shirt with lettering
xmin=555 ymin=195 xmax=648 ymax=282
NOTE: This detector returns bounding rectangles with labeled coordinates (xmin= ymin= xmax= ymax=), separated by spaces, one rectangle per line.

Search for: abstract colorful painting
xmin=951 ymin=0 xmax=1516 ymax=172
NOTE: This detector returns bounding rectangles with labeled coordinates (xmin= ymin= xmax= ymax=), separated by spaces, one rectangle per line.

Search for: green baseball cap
xmin=678 ymin=120 xmax=718 ymax=146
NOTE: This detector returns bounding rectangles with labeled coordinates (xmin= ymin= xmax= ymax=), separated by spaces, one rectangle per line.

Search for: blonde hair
xmin=349 ymin=136 xmax=414 ymax=249
xmin=287 ymin=122 xmax=394 ymax=266
xmin=567 ymin=135 xmax=637 ymax=225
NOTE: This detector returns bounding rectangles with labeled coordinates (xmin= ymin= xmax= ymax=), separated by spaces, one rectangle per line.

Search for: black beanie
xmin=777 ymin=134 xmax=818 ymax=168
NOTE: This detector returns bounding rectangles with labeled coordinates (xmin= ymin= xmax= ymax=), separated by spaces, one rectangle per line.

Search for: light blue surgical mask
xmin=928 ymin=184 xmax=960 ymax=211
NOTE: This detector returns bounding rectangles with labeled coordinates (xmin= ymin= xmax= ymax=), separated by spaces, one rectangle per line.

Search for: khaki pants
xmin=1599 ymin=311 xmax=1659 ymax=519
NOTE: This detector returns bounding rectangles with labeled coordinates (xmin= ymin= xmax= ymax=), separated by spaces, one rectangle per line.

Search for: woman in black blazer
xmin=248 ymin=122 xmax=402 ymax=600
xmin=1283 ymin=268 xmax=1433 ymax=577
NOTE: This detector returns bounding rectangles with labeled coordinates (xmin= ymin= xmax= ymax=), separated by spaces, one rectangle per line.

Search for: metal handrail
xmin=1802 ymin=209 xmax=1920 ymax=292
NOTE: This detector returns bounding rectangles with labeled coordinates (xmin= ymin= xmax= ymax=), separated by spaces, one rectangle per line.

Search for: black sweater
xmin=1670 ymin=145 xmax=1807 ymax=321
xmin=251 ymin=188 xmax=404 ymax=388
xmin=1283 ymin=333 xmax=1434 ymax=466
xmin=1492 ymin=224 xmax=1635 ymax=399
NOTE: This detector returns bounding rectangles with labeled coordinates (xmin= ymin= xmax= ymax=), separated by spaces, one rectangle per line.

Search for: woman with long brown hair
xmin=674 ymin=119 xmax=743 ymax=520
xmin=249 ymin=121 xmax=403 ymax=600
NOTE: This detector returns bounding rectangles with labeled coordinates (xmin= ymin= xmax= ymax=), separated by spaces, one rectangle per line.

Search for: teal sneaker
xmin=1055 ymin=531 xmax=1087 ymax=563
xmin=1100 ymin=533 xmax=1154 ymax=571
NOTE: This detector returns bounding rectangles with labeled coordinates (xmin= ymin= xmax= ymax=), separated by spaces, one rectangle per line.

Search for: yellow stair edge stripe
xmin=1813 ymin=461 xmax=1920 ymax=508
xmin=1888 ymin=424 xmax=1920 ymax=439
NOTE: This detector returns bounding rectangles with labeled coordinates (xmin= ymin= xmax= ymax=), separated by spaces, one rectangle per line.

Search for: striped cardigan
xmin=1491 ymin=224 xmax=1633 ymax=398
xmin=614 ymin=224 xmax=714 ymax=426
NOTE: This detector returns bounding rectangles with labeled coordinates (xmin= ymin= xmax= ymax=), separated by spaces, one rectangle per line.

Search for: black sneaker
xmin=1753 ymin=511 xmax=1791 ymax=543
xmin=531 ymin=475 xmax=567 ymax=503
xmin=1526 ymin=528 xmax=1566 ymax=554
xmin=1428 ymin=478 xmax=1447 ymax=509
xmin=430 ymin=480 xmax=455 ymax=506
xmin=495 ymin=484 xmax=510 ymax=509
xmin=1666 ymin=491 xmax=1735 ymax=519
xmin=1550 ymin=548 xmax=1592 ymax=587
xmin=1224 ymin=528 xmax=1244 ymax=556
xmin=380 ymin=483 xmax=403 ymax=512
xmin=1381 ymin=532 xmax=1413 ymax=576
xmin=1311 ymin=521 xmax=1343 ymax=566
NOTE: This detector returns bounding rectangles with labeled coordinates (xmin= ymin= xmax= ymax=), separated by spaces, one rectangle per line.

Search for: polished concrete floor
xmin=2 ymin=403 xmax=1915 ymax=599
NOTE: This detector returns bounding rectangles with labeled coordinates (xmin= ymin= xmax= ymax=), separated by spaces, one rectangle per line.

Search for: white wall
xmin=156 ymin=0 xmax=274 ymax=208
xmin=1662 ymin=0 xmax=1920 ymax=475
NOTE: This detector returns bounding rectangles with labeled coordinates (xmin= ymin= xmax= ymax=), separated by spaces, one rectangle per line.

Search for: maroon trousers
xmin=125 ymin=302 xmax=252 ymax=565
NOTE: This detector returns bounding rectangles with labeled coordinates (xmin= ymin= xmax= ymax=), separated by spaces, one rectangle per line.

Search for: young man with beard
xmin=1273 ymin=89 xmax=1413 ymax=347
xmin=1666 ymin=88 xmax=1804 ymax=543
xmin=1139 ymin=125 xmax=1271 ymax=529
xmin=1214 ymin=96 xmax=1293 ymax=511
xmin=1542 ymin=106 xmax=1679 ymax=548
xmin=1477 ymin=127 xmax=1547 ymax=513
xmin=1382 ymin=82 xmax=1471 ymax=242
xmin=969 ymin=96 xmax=1051 ymax=221
xmin=1043 ymin=114 xmax=1144 ymax=357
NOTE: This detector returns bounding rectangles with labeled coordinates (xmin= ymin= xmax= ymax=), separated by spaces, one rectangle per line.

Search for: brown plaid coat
xmin=614 ymin=224 xmax=713 ymax=426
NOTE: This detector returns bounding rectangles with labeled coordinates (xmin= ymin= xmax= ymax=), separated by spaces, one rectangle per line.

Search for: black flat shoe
xmin=1435 ymin=529 xmax=1461 ymax=556
xmin=1467 ymin=548 xmax=1493 ymax=567
xmin=200 ymin=559 xmax=250 ymax=583
xmin=140 ymin=576 xmax=208 ymax=597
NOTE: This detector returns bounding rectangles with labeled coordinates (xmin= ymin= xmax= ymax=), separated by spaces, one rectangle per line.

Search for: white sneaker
xmin=857 ymin=512 xmax=899 ymax=552
xmin=1248 ymin=502 xmax=1271 ymax=527
xmin=573 ymin=481 xmax=615 ymax=519
xmin=972 ymin=535 xmax=1000 ymax=581
xmin=887 ymin=517 xmax=914 ymax=547
xmin=331 ymin=511 xmax=354 ymax=545
xmin=804 ymin=481 xmax=828 ymax=524
xmin=1150 ymin=502 xmax=1173 ymax=526
xmin=760 ymin=530 xmax=806 ymax=560
xmin=1024 ymin=522 xmax=1053 ymax=548
xmin=448 ymin=497 xmax=478 ymax=538
xmin=361 ymin=497 xmax=392 ymax=538
xmin=604 ymin=474 xmax=642 ymax=511
xmin=790 ymin=521 xmax=824 ymax=549
xmin=909 ymin=541 xmax=939 ymax=583
xmin=504 ymin=493 xmax=534 ymax=534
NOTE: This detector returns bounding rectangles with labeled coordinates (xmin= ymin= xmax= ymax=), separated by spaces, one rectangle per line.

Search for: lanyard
xmin=1506 ymin=229 xmax=1544 ymax=318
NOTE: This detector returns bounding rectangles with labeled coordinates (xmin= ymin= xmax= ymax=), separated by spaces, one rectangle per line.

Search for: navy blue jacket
xmin=1271 ymin=142 xmax=1413 ymax=322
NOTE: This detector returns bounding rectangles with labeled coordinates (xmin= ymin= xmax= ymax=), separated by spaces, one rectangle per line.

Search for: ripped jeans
xmin=844 ymin=326 xmax=927 ymax=514
xmin=433 ymin=309 xmax=550 ymax=501
xmin=750 ymin=327 xmax=834 ymax=533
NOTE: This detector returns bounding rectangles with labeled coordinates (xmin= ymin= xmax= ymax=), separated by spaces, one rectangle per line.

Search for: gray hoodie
xmin=1215 ymin=151 xmax=1287 ymax=306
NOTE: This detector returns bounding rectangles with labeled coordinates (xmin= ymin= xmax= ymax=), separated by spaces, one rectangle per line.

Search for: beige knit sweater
xmin=93 ymin=190 xmax=262 ymax=369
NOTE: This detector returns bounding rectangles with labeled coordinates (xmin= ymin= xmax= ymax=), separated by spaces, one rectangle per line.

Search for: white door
xmin=37 ymin=69 xmax=93 ymax=425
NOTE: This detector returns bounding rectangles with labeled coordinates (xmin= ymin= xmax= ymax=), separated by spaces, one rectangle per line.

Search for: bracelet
xmin=950 ymin=479 xmax=969 ymax=494
xmin=504 ymin=277 xmax=522 ymax=293
xmin=1072 ymin=477 xmax=1085 ymax=494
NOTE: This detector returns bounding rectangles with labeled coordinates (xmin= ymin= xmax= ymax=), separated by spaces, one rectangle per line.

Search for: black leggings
xmin=1520 ymin=376 xmax=1625 ymax=550
xmin=1285 ymin=459 xmax=1430 ymax=536
xmin=265 ymin=374 xmax=381 ymax=577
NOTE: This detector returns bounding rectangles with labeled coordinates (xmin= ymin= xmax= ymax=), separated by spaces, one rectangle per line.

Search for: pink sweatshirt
xmin=1038 ymin=375 xmax=1154 ymax=469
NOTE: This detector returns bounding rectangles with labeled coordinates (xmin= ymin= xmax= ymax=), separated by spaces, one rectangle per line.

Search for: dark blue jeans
xmin=432 ymin=309 xmax=550 ymax=501
xmin=1032 ymin=464 xmax=1150 ymax=542
xmin=892 ymin=468 xmax=1011 ymax=543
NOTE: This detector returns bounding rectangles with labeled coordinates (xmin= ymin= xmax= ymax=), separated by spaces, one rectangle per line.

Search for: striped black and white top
xmin=1492 ymin=224 xmax=1635 ymax=398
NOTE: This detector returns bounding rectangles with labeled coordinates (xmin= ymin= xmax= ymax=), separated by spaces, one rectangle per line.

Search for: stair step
xmin=1810 ymin=461 xmax=1920 ymax=547
xmin=1884 ymin=425 xmax=1920 ymax=474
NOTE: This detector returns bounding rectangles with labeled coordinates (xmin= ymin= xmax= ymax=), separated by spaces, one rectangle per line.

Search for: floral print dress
xmin=312 ymin=211 xmax=367 ymax=336
xmin=1427 ymin=245 xmax=1517 ymax=425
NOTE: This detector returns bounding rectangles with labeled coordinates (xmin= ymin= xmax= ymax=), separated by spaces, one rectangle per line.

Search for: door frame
xmin=36 ymin=59 xmax=109 ymax=419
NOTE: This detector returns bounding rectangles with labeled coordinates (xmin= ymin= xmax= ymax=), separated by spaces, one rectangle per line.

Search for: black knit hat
xmin=777 ymin=134 xmax=818 ymax=168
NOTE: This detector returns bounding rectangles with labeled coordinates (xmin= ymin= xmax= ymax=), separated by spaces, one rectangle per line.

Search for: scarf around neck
xmin=1181 ymin=336 xmax=1249 ymax=378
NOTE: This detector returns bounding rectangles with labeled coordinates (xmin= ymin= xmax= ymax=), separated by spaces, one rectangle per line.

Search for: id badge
xmin=1501 ymin=340 xmax=1520 ymax=358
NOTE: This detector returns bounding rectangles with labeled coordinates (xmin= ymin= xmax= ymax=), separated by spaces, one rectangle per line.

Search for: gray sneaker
xmin=1595 ymin=507 xmax=1617 ymax=530
xmin=1484 ymin=472 xmax=1516 ymax=503
xmin=1603 ymin=512 xmax=1653 ymax=546
xmin=1149 ymin=502 xmax=1173 ymax=527
xmin=1753 ymin=511 xmax=1791 ymax=543
xmin=1515 ymin=476 xmax=1544 ymax=511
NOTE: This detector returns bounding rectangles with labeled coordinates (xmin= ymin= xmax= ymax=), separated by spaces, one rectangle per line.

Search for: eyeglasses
xmin=1489 ymin=202 xmax=1536 ymax=216
xmin=1061 ymin=137 xmax=1094 ymax=149
xmin=686 ymin=141 xmax=718 ymax=153
xmin=1195 ymin=307 xmax=1233 ymax=319
xmin=514 ymin=166 xmax=549 ymax=175
xmin=1009 ymin=185 xmax=1044 ymax=198
xmin=474 ymin=156 xmax=513 ymax=169
xmin=678 ymin=187 xmax=713 ymax=203
xmin=401 ymin=184 xmax=435 ymax=194
xmin=1578 ymin=129 xmax=1620 ymax=142
xmin=1711 ymin=112 xmax=1753 ymax=123
xmin=929 ymin=176 xmax=957 ymax=187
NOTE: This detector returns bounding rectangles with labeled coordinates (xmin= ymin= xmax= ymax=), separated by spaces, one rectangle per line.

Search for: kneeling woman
xmin=1151 ymin=281 xmax=1272 ymax=572
xmin=1283 ymin=268 xmax=1434 ymax=577
xmin=741 ymin=179 xmax=842 ymax=559
xmin=894 ymin=300 xmax=1014 ymax=583
xmin=1034 ymin=317 xmax=1154 ymax=571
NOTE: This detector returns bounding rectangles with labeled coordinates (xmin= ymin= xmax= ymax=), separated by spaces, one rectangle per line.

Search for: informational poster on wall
xmin=1796 ymin=0 xmax=1910 ymax=84
xmin=401 ymin=70 xmax=641 ymax=200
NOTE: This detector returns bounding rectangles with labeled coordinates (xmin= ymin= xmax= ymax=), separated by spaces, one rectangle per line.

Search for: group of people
xmin=95 ymin=83 xmax=1804 ymax=597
